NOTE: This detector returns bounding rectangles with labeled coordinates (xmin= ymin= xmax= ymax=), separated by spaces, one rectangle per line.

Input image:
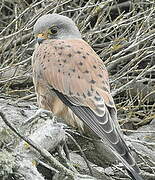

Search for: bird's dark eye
xmin=49 ymin=26 xmax=58 ymax=34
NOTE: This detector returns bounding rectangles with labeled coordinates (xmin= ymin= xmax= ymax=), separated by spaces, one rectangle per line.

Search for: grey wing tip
xmin=127 ymin=169 xmax=143 ymax=180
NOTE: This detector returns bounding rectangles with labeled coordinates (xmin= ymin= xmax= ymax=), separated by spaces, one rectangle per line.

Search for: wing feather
xmin=53 ymin=89 xmax=141 ymax=176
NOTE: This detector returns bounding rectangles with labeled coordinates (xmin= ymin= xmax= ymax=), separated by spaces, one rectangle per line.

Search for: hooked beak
xmin=37 ymin=33 xmax=47 ymax=44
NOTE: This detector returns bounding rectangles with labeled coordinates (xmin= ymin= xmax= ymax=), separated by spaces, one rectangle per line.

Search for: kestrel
xmin=32 ymin=14 xmax=143 ymax=180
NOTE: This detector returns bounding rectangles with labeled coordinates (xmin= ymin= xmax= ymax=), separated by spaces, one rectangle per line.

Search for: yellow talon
xmin=24 ymin=142 xmax=30 ymax=149
xmin=32 ymin=160 xmax=37 ymax=166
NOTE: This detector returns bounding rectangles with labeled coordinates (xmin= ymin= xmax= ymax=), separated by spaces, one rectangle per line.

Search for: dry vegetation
xmin=0 ymin=0 xmax=155 ymax=179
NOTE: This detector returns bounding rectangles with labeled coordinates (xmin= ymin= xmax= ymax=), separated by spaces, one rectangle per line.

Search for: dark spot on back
xmin=66 ymin=45 xmax=71 ymax=48
xmin=102 ymin=86 xmax=108 ymax=92
xmin=86 ymin=53 xmax=90 ymax=55
xmin=80 ymin=47 xmax=83 ymax=50
xmin=98 ymin=74 xmax=102 ymax=78
xmin=77 ymin=92 xmax=80 ymax=96
xmin=68 ymin=73 xmax=71 ymax=76
xmin=68 ymin=53 xmax=72 ymax=57
xmin=63 ymin=59 xmax=67 ymax=63
xmin=83 ymin=93 xmax=86 ymax=98
xmin=96 ymin=91 xmax=100 ymax=96
xmin=77 ymin=51 xmax=81 ymax=54
xmin=72 ymin=69 xmax=75 ymax=72
xmin=58 ymin=69 xmax=60 ymax=72
xmin=43 ymin=67 xmax=46 ymax=70
xmin=48 ymin=59 xmax=50 ymax=62
xmin=78 ymin=75 xmax=80 ymax=79
xmin=79 ymin=62 xmax=83 ymax=66
xmin=84 ymin=70 xmax=89 ymax=73
xmin=82 ymin=56 xmax=86 ymax=59
xmin=90 ymin=79 xmax=96 ymax=84
xmin=58 ymin=52 xmax=62 ymax=56
xmin=87 ymin=90 xmax=91 ymax=96
xmin=43 ymin=54 xmax=46 ymax=59
xmin=93 ymin=65 xmax=97 ymax=69
xmin=59 ymin=63 xmax=62 ymax=66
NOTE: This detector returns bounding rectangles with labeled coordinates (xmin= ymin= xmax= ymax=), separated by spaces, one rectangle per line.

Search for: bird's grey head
xmin=33 ymin=14 xmax=81 ymax=42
